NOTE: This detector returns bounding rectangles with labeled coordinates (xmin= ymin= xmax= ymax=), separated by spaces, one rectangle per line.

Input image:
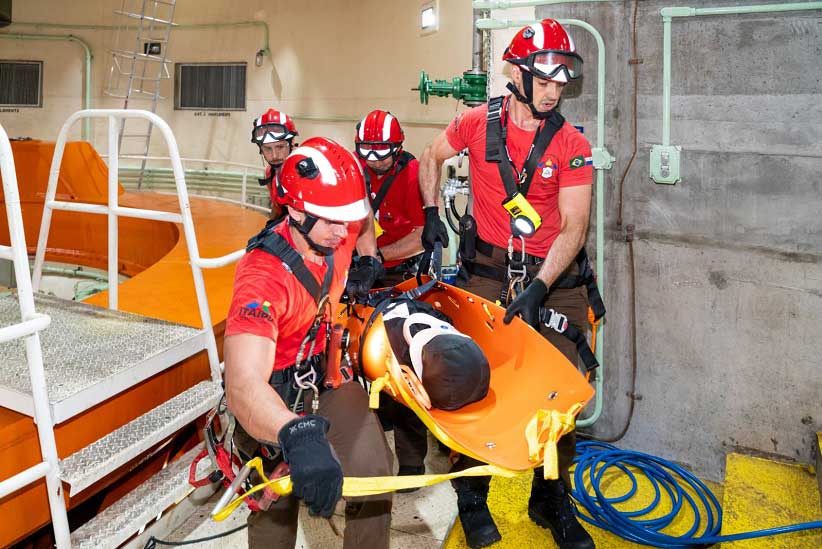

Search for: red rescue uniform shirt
xmin=225 ymin=220 xmax=360 ymax=372
xmin=359 ymin=155 xmax=425 ymax=268
xmin=445 ymin=98 xmax=593 ymax=257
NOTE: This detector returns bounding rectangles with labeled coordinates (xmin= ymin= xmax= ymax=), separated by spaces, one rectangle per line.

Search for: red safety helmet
xmin=503 ymin=19 xmax=582 ymax=83
xmin=251 ymin=108 xmax=298 ymax=145
xmin=354 ymin=110 xmax=404 ymax=161
xmin=277 ymin=137 xmax=369 ymax=222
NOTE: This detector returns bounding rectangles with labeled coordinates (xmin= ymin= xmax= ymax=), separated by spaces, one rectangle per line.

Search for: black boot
xmin=452 ymin=477 xmax=502 ymax=549
xmin=528 ymin=474 xmax=594 ymax=549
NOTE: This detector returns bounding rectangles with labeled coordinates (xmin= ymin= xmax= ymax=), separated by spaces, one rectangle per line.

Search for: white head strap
xmin=402 ymin=313 xmax=468 ymax=379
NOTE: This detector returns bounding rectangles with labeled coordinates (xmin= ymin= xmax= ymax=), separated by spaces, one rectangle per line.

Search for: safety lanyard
xmin=364 ymin=151 xmax=413 ymax=215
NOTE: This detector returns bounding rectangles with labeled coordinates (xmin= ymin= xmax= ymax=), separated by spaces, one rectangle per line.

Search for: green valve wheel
xmin=413 ymin=70 xmax=487 ymax=107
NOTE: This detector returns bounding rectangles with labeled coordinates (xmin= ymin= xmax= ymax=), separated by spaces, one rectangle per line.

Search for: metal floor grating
xmin=0 ymin=293 xmax=207 ymax=422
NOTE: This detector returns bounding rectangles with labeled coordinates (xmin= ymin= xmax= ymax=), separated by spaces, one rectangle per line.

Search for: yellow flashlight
xmin=502 ymin=192 xmax=542 ymax=237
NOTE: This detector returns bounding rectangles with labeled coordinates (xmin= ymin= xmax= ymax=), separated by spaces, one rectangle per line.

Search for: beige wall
xmin=0 ymin=0 xmax=479 ymax=167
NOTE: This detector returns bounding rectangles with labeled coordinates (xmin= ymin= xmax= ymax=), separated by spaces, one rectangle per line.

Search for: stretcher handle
xmin=324 ymin=323 xmax=345 ymax=389
xmin=416 ymin=241 xmax=443 ymax=285
xmin=211 ymin=461 xmax=253 ymax=517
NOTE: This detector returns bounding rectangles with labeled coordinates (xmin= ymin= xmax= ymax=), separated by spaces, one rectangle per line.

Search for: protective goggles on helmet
xmin=511 ymin=50 xmax=583 ymax=81
xmin=251 ymin=123 xmax=296 ymax=145
xmin=355 ymin=142 xmax=400 ymax=161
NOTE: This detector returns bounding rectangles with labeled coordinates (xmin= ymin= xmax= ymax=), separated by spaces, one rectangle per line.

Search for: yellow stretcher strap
xmin=368 ymin=372 xmax=391 ymax=409
xmin=213 ymin=460 xmax=515 ymax=522
xmin=525 ymin=403 xmax=584 ymax=480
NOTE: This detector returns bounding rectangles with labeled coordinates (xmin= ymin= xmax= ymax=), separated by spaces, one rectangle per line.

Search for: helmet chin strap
xmin=506 ymin=73 xmax=552 ymax=120
xmin=289 ymin=214 xmax=334 ymax=256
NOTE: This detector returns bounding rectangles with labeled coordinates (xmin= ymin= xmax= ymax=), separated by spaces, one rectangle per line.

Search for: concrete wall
xmin=0 ymin=0 xmax=474 ymax=166
xmin=518 ymin=0 xmax=822 ymax=480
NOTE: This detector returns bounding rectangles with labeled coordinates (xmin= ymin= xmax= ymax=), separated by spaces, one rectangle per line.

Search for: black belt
xmin=475 ymin=237 xmax=544 ymax=266
xmin=466 ymin=239 xmax=584 ymax=290
xmin=268 ymin=354 xmax=326 ymax=413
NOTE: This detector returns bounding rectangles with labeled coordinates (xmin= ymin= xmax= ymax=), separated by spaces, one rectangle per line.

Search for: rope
xmin=572 ymin=440 xmax=822 ymax=547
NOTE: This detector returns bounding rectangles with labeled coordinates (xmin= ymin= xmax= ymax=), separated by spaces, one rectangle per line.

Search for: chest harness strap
xmin=364 ymin=151 xmax=414 ymax=240
xmin=484 ymin=95 xmax=566 ymax=299
xmin=246 ymin=224 xmax=335 ymax=414
xmin=482 ymin=97 xmax=606 ymax=363
xmin=365 ymin=150 xmax=414 ymax=214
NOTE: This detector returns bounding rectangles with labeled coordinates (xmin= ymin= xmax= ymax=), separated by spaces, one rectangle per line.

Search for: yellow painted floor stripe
xmin=721 ymin=453 xmax=822 ymax=549
xmin=443 ymin=465 xmax=723 ymax=548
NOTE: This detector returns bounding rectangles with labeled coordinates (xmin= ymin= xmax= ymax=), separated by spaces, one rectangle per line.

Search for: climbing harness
xmin=485 ymin=95 xmax=565 ymax=237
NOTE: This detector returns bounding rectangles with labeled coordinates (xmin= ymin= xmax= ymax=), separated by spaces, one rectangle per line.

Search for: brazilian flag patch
xmin=569 ymin=155 xmax=585 ymax=169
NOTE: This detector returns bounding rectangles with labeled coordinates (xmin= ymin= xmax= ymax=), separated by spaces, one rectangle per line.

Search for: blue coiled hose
xmin=571 ymin=440 xmax=822 ymax=547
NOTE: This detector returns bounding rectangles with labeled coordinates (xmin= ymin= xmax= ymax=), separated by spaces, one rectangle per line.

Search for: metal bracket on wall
xmin=649 ymin=144 xmax=681 ymax=185
xmin=591 ymin=147 xmax=615 ymax=171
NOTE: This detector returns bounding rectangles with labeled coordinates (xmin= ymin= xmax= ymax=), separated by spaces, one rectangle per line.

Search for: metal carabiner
xmin=506 ymin=234 xmax=528 ymax=281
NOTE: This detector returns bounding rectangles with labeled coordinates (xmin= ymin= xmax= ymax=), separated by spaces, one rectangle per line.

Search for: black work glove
xmin=346 ymin=255 xmax=385 ymax=301
xmin=278 ymin=415 xmax=343 ymax=517
xmin=421 ymin=206 xmax=449 ymax=251
xmin=503 ymin=278 xmax=548 ymax=329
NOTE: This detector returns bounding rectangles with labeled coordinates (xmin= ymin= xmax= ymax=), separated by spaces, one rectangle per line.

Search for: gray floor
xmin=167 ymin=431 xmax=457 ymax=548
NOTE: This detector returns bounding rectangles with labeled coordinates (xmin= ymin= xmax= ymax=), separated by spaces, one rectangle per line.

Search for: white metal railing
xmin=31 ymin=109 xmax=247 ymax=382
xmin=0 ymin=123 xmax=71 ymax=547
xmin=102 ymin=153 xmax=267 ymax=210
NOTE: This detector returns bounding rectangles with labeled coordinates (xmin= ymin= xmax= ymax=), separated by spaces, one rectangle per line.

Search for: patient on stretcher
xmin=380 ymin=300 xmax=490 ymax=410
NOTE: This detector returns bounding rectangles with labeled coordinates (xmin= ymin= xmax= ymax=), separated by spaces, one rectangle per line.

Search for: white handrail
xmin=101 ymin=154 xmax=268 ymax=219
xmin=0 ymin=123 xmax=71 ymax=547
xmin=100 ymin=153 xmax=264 ymax=172
xmin=0 ymin=313 xmax=51 ymax=344
xmin=31 ymin=109 xmax=244 ymax=382
xmin=0 ymin=462 xmax=51 ymax=497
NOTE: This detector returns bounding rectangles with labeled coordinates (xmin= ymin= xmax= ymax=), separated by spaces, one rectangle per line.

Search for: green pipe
xmin=290 ymin=113 xmax=450 ymax=128
xmin=473 ymin=0 xmax=611 ymax=8
xmin=12 ymin=20 xmax=271 ymax=60
xmin=3 ymin=20 xmax=271 ymax=142
xmin=177 ymin=21 xmax=270 ymax=58
xmin=476 ymin=17 xmax=611 ymax=426
xmin=660 ymin=2 xmax=822 ymax=146
xmin=661 ymin=2 xmax=822 ymax=18
xmin=40 ymin=266 xmax=109 ymax=282
xmin=123 ymin=166 xmax=262 ymax=178
xmin=662 ymin=16 xmax=672 ymax=146
xmin=0 ymin=33 xmax=92 ymax=141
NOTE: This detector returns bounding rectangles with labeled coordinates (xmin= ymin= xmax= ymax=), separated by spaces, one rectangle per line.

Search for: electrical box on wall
xmin=650 ymin=144 xmax=682 ymax=185
xmin=143 ymin=42 xmax=162 ymax=56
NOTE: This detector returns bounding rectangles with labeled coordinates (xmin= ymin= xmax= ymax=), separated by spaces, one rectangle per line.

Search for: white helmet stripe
xmin=358 ymin=116 xmax=366 ymax=141
xmin=567 ymin=33 xmax=576 ymax=52
xmin=292 ymin=145 xmax=337 ymax=187
xmin=531 ymin=24 xmax=544 ymax=50
xmin=382 ymin=113 xmax=395 ymax=141
xmin=302 ymin=197 xmax=370 ymax=222
xmin=254 ymin=116 xmax=262 ymax=127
